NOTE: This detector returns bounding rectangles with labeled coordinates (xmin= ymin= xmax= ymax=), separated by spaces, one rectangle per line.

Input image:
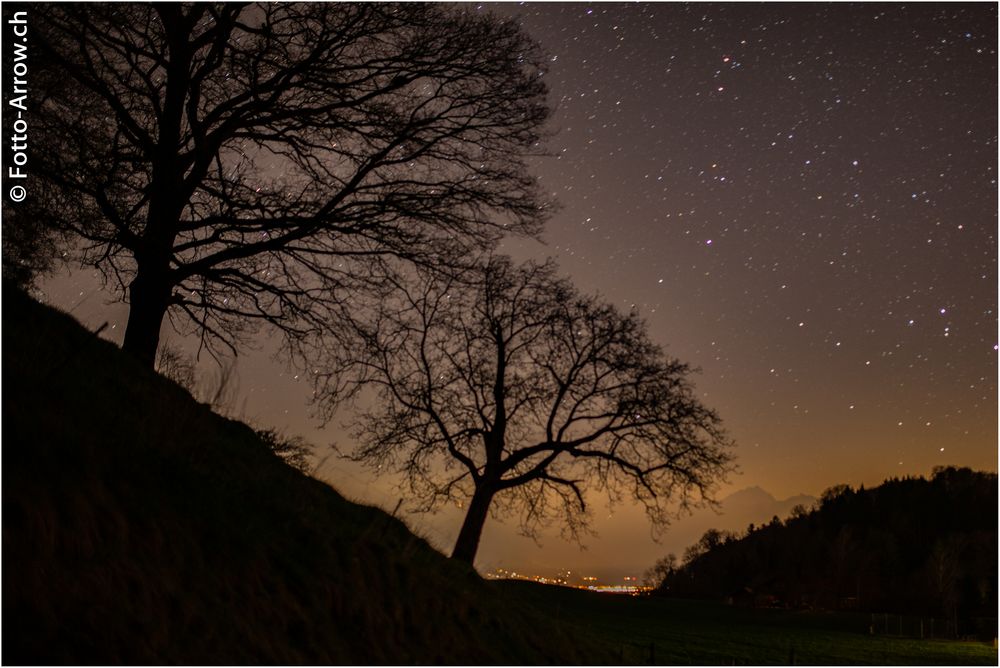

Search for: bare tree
xmin=31 ymin=3 xmax=551 ymax=366
xmin=643 ymin=553 xmax=678 ymax=589
xmin=318 ymin=257 xmax=734 ymax=564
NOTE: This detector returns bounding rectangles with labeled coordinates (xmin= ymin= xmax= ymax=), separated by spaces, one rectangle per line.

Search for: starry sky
xmin=43 ymin=2 xmax=997 ymax=579
xmin=495 ymin=1 xmax=998 ymax=493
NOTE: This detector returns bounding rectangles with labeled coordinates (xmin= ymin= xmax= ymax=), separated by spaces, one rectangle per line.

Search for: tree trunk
xmin=121 ymin=9 xmax=189 ymax=369
xmin=122 ymin=267 xmax=172 ymax=368
xmin=451 ymin=484 xmax=494 ymax=564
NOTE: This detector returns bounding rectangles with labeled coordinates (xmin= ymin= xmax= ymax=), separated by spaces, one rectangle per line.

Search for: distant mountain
xmin=717 ymin=486 xmax=816 ymax=529
xmin=655 ymin=486 xmax=818 ymax=559
xmin=476 ymin=484 xmax=818 ymax=582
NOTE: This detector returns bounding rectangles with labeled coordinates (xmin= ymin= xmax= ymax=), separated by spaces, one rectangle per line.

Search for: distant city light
xmin=485 ymin=569 xmax=651 ymax=595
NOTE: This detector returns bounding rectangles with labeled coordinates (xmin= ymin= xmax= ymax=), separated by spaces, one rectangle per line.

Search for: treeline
xmin=653 ymin=467 xmax=997 ymax=625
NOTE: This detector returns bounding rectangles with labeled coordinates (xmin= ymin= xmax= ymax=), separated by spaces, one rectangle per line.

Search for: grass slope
xmin=1 ymin=284 xmax=605 ymax=664
xmin=502 ymin=581 xmax=998 ymax=665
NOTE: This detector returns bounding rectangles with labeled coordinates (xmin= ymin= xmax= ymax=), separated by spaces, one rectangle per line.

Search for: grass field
xmin=496 ymin=580 xmax=998 ymax=665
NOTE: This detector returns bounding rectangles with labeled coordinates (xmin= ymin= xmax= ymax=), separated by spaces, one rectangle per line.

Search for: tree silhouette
xmin=654 ymin=467 xmax=998 ymax=627
xmin=319 ymin=257 xmax=734 ymax=564
xmin=2 ymin=14 xmax=69 ymax=289
xmin=643 ymin=553 xmax=678 ymax=589
xmin=1 ymin=195 xmax=64 ymax=288
xmin=31 ymin=3 xmax=551 ymax=366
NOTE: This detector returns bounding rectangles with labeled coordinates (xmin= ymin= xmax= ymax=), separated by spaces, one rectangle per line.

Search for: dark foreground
xmin=3 ymin=283 xmax=996 ymax=665
xmin=499 ymin=580 xmax=998 ymax=665
xmin=1 ymin=284 xmax=600 ymax=664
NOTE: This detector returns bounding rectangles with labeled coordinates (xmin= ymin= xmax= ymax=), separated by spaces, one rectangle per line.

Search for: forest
xmin=653 ymin=467 xmax=997 ymax=637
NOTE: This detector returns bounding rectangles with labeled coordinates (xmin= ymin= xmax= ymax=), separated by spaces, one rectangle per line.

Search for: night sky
xmin=43 ymin=3 xmax=997 ymax=578
xmin=500 ymin=2 xmax=999 ymax=479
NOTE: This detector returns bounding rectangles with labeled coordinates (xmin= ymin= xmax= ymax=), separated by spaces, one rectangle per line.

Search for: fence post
xmin=920 ymin=619 xmax=924 ymax=639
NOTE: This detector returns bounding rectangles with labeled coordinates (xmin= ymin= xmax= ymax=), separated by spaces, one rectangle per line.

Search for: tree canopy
xmin=29 ymin=3 xmax=552 ymax=364
xmin=655 ymin=467 xmax=998 ymax=630
xmin=319 ymin=257 xmax=734 ymax=563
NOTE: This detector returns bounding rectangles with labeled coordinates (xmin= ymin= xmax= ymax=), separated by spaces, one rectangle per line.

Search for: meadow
xmin=497 ymin=580 xmax=998 ymax=665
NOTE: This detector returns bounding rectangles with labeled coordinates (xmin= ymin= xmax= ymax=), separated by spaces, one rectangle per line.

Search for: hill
xmin=657 ymin=468 xmax=998 ymax=638
xmin=660 ymin=485 xmax=817 ymax=558
xmin=1 ymin=283 xmax=605 ymax=664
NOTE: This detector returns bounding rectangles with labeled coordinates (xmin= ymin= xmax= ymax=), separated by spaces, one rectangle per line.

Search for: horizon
xmin=38 ymin=267 xmax=997 ymax=577
xmin=32 ymin=1 xmax=997 ymax=578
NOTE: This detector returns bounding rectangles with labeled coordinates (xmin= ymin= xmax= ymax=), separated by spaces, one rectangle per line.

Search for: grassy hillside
xmin=1 ymin=283 xmax=606 ymax=664
xmin=5 ymin=284 xmax=996 ymax=665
